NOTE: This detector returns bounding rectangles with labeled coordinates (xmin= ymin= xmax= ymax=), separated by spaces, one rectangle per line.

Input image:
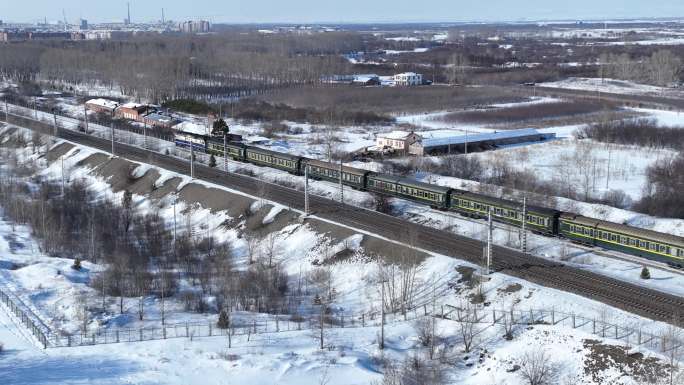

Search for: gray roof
xmin=420 ymin=128 xmax=554 ymax=148
xmin=305 ymin=159 xmax=370 ymax=176
xmin=247 ymin=146 xmax=302 ymax=161
xmin=398 ymin=178 xmax=452 ymax=194
xmin=368 ymin=173 xmax=402 ymax=184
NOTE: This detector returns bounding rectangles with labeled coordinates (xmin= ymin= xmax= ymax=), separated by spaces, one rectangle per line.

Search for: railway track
xmin=6 ymin=113 xmax=684 ymax=325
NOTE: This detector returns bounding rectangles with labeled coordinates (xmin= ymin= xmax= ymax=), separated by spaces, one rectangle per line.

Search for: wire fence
xmin=0 ymin=284 xmax=50 ymax=348
xmin=442 ymin=305 xmax=684 ymax=354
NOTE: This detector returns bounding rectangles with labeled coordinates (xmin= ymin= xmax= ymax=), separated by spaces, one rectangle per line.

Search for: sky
xmin=3 ymin=0 xmax=684 ymax=24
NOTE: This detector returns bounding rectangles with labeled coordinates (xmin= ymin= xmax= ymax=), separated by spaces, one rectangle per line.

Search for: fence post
xmin=139 ymin=329 xmax=143 ymax=341
xmin=116 ymin=330 xmax=120 ymax=343
xmin=492 ymin=310 xmax=496 ymax=324
xmin=572 ymin=313 xmax=576 ymax=328
xmin=186 ymin=323 xmax=189 ymax=337
xmin=551 ymin=310 xmax=555 ymax=325
xmin=638 ymin=330 xmax=642 ymax=345
xmin=362 ymin=314 xmax=365 ymax=327
xmin=67 ymin=335 xmax=71 ymax=347
xmin=593 ymin=319 xmax=596 ymax=334
xmin=424 ymin=305 xmax=427 ymax=316
xmin=614 ymin=325 xmax=618 ymax=339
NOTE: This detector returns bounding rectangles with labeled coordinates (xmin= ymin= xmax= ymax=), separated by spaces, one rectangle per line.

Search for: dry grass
xmin=257 ymin=85 xmax=525 ymax=114
xmin=439 ymin=100 xmax=618 ymax=125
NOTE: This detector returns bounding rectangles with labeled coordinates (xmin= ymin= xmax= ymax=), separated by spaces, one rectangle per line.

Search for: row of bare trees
xmin=598 ymin=50 xmax=683 ymax=86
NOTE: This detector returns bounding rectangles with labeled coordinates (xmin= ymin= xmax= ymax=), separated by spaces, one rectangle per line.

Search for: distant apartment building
xmin=1 ymin=31 xmax=83 ymax=42
xmin=0 ymin=31 xmax=31 ymax=42
xmin=393 ymin=72 xmax=423 ymax=86
xmin=178 ymin=20 xmax=211 ymax=34
xmin=80 ymin=19 xmax=88 ymax=30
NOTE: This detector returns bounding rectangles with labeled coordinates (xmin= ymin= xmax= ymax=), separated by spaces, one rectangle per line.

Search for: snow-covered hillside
xmin=0 ymin=124 xmax=681 ymax=384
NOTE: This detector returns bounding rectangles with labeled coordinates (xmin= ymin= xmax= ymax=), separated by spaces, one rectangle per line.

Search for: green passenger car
xmin=366 ymin=173 xmax=451 ymax=209
xmin=559 ymin=213 xmax=684 ymax=266
xmin=245 ymin=147 xmax=302 ymax=174
xmin=304 ymin=159 xmax=369 ymax=189
xmin=207 ymin=138 xmax=246 ymax=161
xmin=449 ymin=191 xmax=560 ymax=235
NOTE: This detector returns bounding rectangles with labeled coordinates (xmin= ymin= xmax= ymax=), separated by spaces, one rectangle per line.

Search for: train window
xmin=678 ymin=249 xmax=684 ymax=257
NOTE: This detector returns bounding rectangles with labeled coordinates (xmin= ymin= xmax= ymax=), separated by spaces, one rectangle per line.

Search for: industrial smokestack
xmin=127 ymin=2 xmax=131 ymax=24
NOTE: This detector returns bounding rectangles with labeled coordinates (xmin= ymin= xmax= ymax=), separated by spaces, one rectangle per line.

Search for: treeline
xmin=580 ymin=118 xmax=684 ymax=151
xmin=0 ymin=32 xmax=362 ymax=103
xmin=598 ymin=50 xmax=682 ymax=86
xmin=635 ymin=153 xmax=684 ymax=219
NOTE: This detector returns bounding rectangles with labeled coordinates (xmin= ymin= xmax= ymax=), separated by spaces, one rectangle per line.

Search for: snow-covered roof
xmin=377 ymin=131 xmax=414 ymax=140
xmin=395 ymin=72 xmax=420 ymax=77
xmin=120 ymin=102 xmax=146 ymax=110
xmin=86 ymin=98 xmax=119 ymax=109
xmin=172 ymin=121 xmax=210 ymax=136
xmin=420 ymin=128 xmax=554 ymax=148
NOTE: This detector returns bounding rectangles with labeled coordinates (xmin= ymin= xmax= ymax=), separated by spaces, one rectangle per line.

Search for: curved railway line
xmin=5 ymin=113 xmax=684 ymax=325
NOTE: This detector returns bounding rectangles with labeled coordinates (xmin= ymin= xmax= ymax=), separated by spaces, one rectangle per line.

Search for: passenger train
xmin=174 ymin=131 xmax=684 ymax=268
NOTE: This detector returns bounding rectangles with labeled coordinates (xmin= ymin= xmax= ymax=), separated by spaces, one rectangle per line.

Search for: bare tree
xmin=517 ymin=349 xmax=557 ymax=385
xmin=455 ymin=301 xmax=479 ymax=353
xmin=501 ymin=297 xmax=518 ymax=340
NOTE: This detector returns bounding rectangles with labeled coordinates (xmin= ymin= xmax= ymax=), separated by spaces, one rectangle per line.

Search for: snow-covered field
xmin=540 ymin=77 xmax=684 ymax=97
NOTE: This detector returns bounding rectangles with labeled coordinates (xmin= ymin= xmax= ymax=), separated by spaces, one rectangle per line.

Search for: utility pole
xmin=464 ymin=128 xmax=468 ymax=156
xmin=223 ymin=133 xmax=228 ymax=172
xmin=304 ymin=165 xmax=310 ymax=216
xmin=430 ymin=275 xmax=436 ymax=359
xmin=190 ymin=144 xmax=195 ymax=178
xmin=33 ymin=96 xmax=37 ymax=119
xmin=83 ymin=104 xmax=89 ymax=133
xmin=172 ymin=194 xmax=177 ymax=258
xmin=520 ymin=197 xmax=527 ymax=253
xmin=338 ymin=159 xmax=343 ymax=204
xmin=4 ymin=98 xmax=8 ymax=122
xmin=486 ymin=207 xmax=493 ymax=275
xmin=52 ymin=109 xmax=58 ymax=136
xmin=605 ymin=146 xmax=612 ymax=190
xmin=160 ymin=267 xmax=165 ymax=326
xmin=61 ymin=156 xmax=65 ymax=197
xmin=110 ymin=123 xmax=115 ymax=157
xmin=143 ymin=121 xmax=147 ymax=150
xmin=380 ymin=280 xmax=385 ymax=350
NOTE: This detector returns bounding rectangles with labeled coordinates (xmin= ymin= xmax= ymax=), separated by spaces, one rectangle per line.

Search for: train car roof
xmin=561 ymin=213 xmax=684 ymax=247
xmin=207 ymin=137 xmax=245 ymax=147
xmin=454 ymin=190 xmax=560 ymax=216
xmin=305 ymin=159 xmax=371 ymax=176
xmin=397 ymin=178 xmax=452 ymax=194
xmin=368 ymin=173 xmax=403 ymax=184
xmin=246 ymin=146 xmax=302 ymax=160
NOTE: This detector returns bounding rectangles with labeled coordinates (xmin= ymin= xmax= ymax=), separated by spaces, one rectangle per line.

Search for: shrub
xmin=71 ymin=258 xmax=82 ymax=271
xmin=640 ymin=266 xmax=651 ymax=280
xmin=217 ymin=309 xmax=230 ymax=329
